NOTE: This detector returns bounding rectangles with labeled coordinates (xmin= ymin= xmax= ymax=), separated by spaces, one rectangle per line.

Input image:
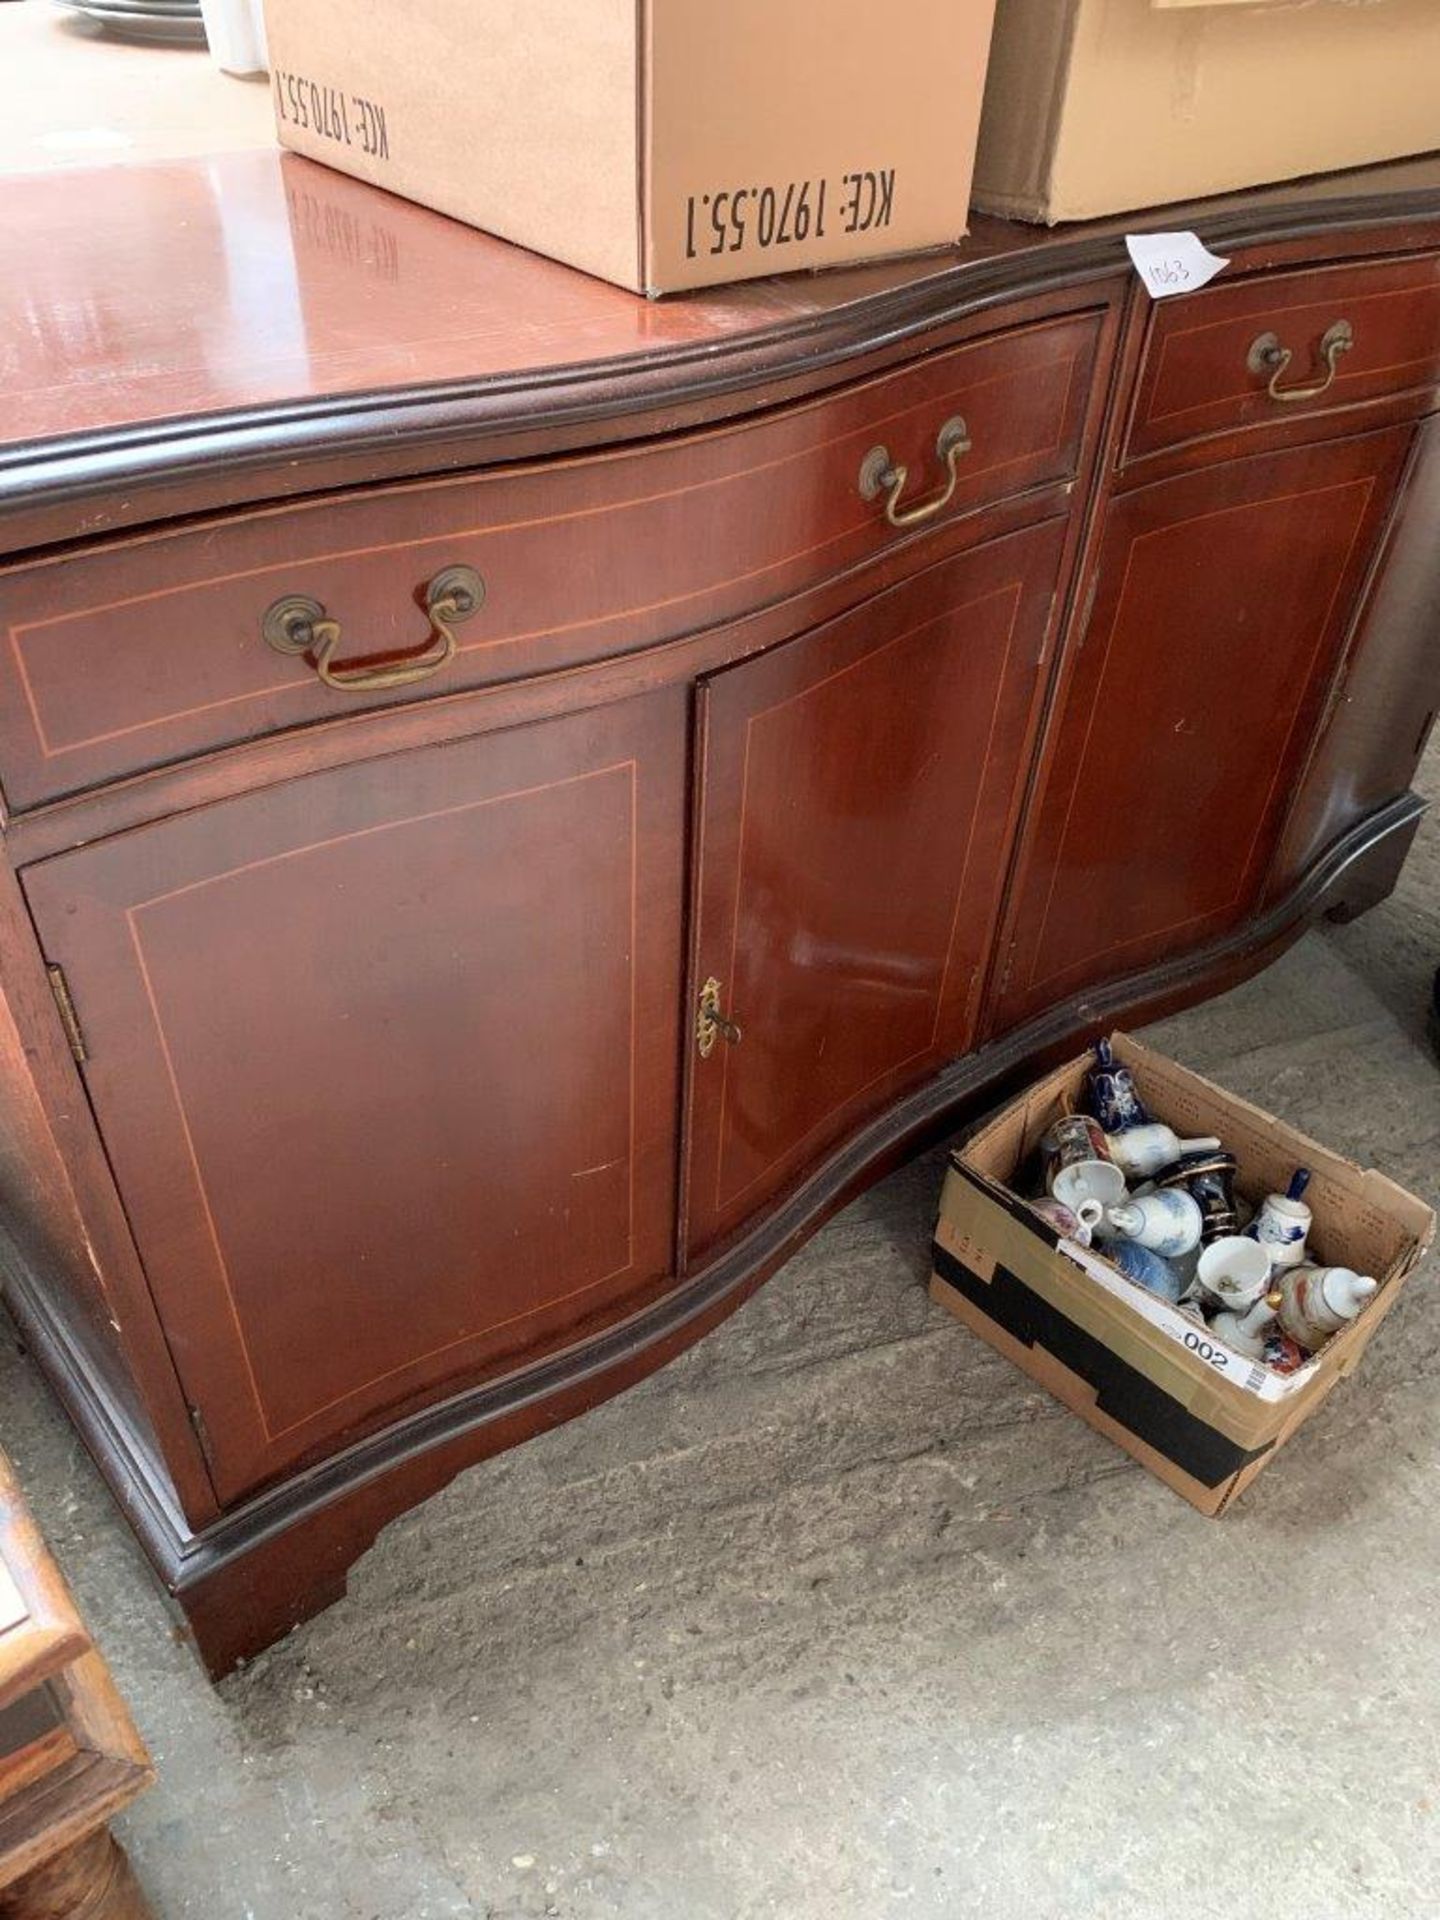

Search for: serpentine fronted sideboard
xmin=2 ymin=151 xmax=1438 ymax=1673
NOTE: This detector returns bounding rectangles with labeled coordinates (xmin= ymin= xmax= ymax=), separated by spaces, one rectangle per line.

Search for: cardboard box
xmin=260 ymin=0 xmax=999 ymax=295
xmin=930 ymin=1033 xmax=1434 ymax=1513
xmin=973 ymin=0 xmax=1440 ymax=225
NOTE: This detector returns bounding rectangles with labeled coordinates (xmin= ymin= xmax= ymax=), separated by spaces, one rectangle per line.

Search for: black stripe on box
xmin=932 ymin=1242 xmax=1274 ymax=1488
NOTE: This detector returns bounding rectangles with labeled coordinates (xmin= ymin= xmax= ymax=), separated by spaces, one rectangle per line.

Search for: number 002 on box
xmin=261 ymin=0 xmax=999 ymax=294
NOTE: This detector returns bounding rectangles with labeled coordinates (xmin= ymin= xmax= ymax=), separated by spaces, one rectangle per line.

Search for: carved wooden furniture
xmin=0 ymin=1453 xmax=154 ymax=1920
xmin=1 ymin=149 xmax=1438 ymax=1674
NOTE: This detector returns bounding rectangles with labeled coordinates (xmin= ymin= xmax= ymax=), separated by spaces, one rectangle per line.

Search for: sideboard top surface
xmin=3 ymin=147 xmax=1440 ymax=546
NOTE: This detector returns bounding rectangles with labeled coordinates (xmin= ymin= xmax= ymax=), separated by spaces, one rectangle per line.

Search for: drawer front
xmin=1123 ymin=252 xmax=1440 ymax=466
xmin=0 ymin=312 xmax=1100 ymax=809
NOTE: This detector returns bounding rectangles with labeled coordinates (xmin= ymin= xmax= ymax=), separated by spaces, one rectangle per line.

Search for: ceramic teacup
xmin=1051 ymin=1157 xmax=1126 ymax=1216
xmin=1196 ymin=1234 xmax=1272 ymax=1311
xmin=1030 ymin=1195 xmax=1102 ymax=1247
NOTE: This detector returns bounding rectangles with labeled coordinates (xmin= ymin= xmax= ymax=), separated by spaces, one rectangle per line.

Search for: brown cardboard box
xmin=260 ymin=0 xmax=998 ymax=295
xmin=973 ymin=0 xmax=1440 ymax=225
xmin=930 ymin=1034 xmax=1435 ymax=1513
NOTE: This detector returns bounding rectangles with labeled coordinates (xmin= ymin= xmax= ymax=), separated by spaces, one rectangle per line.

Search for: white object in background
xmin=1125 ymin=231 xmax=1229 ymax=300
xmin=200 ymin=0 xmax=268 ymax=74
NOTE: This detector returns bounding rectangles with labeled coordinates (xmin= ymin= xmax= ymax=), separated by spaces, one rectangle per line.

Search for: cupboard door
xmin=988 ymin=427 xmax=1414 ymax=1037
xmin=684 ymin=521 xmax=1067 ymax=1260
xmin=1270 ymin=418 xmax=1440 ymax=894
xmin=23 ymin=692 xmax=687 ymax=1504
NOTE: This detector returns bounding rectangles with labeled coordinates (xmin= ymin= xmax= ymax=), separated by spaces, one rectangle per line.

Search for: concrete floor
xmin=3 ymin=746 xmax=1438 ymax=1920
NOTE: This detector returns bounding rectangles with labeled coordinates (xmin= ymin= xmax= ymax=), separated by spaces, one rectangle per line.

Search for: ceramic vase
xmin=1041 ymin=1113 xmax=1111 ymax=1177
xmin=1082 ymin=1039 xmax=1151 ymax=1135
xmin=1099 ymin=1188 xmax=1204 ymax=1259
xmin=1103 ymin=1124 xmax=1222 ymax=1181
xmin=1158 ymin=1150 xmax=1241 ymax=1245
xmin=1104 ymin=1238 xmax=1183 ymax=1302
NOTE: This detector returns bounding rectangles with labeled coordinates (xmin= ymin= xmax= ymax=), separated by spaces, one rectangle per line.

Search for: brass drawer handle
xmin=262 ymin=565 xmax=485 ymax=693
xmin=1247 ymin=319 xmax=1354 ymax=404
xmin=696 ymin=976 xmax=742 ymax=1058
xmin=858 ymin=414 xmax=971 ymax=529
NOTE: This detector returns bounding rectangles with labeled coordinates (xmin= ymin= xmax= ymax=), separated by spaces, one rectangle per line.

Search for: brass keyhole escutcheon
xmin=696 ymin=977 xmax=742 ymax=1058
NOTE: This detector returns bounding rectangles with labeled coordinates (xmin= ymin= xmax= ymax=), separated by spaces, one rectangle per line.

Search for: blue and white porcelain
xmin=1103 ymin=1123 xmax=1222 ymax=1182
xmin=1245 ymin=1167 xmax=1312 ymax=1271
xmin=1082 ymin=1039 xmax=1150 ymax=1134
xmin=1104 ymin=1238 xmax=1183 ymax=1303
xmin=1098 ymin=1187 xmax=1204 ymax=1259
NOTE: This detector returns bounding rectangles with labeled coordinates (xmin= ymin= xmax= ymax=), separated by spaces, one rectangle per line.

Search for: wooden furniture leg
xmin=0 ymin=1831 xmax=152 ymax=1920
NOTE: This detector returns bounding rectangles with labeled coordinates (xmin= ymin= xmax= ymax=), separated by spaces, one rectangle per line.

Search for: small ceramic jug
xmin=1083 ymin=1039 xmax=1151 ymax=1134
xmin=1104 ymin=1237 xmax=1183 ymax=1302
xmin=1210 ymin=1290 xmax=1283 ymax=1361
xmin=1195 ymin=1234 xmax=1272 ymax=1312
xmin=1276 ymin=1266 xmax=1378 ymax=1353
xmin=1158 ymin=1150 xmax=1240 ymax=1245
xmin=1104 ymin=1124 xmax=1222 ymax=1182
xmin=1049 ymin=1157 xmax=1127 ymax=1216
xmin=1246 ymin=1167 xmax=1312 ymax=1271
xmin=1099 ymin=1188 xmax=1204 ymax=1259
xmin=1031 ymin=1195 xmax=1102 ymax=1247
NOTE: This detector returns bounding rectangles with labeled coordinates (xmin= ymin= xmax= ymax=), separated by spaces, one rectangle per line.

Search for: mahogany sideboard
xmin=1 ymin=150 xmax=1438 ymax=1674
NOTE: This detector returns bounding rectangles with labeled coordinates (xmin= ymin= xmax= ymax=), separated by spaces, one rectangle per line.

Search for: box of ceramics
xmin=930 ymin=1032 xmax=1435 ymax=1513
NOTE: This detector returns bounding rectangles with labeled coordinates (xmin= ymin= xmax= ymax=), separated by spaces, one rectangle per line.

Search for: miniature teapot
xmin=1275 ymin=1266 xmax=1378 ymax=1353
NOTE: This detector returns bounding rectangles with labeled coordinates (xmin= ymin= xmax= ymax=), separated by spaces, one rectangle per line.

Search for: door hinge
xmin=46 ymin=963 xmax=88 ymax=1065
xmin=187 ymin=1404 xmax=217 ymax=1470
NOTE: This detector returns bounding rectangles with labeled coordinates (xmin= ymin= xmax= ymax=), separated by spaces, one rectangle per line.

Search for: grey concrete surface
xmin=2 ymin=743 xmax=1438 ymax=1920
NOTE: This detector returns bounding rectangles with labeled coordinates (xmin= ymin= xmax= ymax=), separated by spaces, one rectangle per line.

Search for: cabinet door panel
xmin=684 ymin=522 xmax=1066 ymax=1260
xmin=990 ymin=428 xmax=1413 ymax=1035
xmin=23 ymin=692 xmax=687 ymax=1504
xmin=1271 ymin=418 xmax=1440 ymax=893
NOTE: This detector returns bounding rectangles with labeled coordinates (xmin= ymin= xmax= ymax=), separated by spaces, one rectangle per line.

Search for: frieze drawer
xmin=0 ymin=311 xmax=1100 ymax=809
xmin=1122 ymin=251 xmax=1440 ymax=466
